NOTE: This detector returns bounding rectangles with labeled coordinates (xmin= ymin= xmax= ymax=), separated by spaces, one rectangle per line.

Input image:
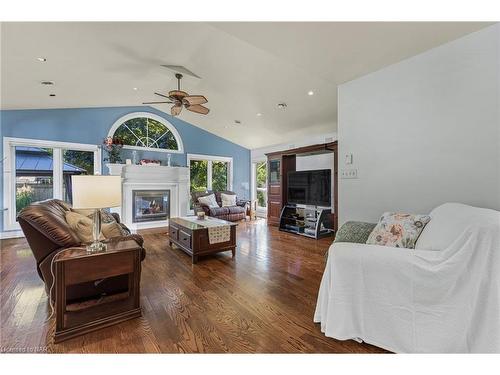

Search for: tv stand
xmin=278 ymin=205 xmax=334 ymax=240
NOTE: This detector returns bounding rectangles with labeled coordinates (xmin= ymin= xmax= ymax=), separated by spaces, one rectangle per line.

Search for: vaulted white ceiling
xmin=0 ymin=22 xmax=492 ymax=148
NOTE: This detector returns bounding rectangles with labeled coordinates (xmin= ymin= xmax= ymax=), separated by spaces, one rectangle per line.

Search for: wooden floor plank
xmin=0 ymin=219 xmax=387 ymax=353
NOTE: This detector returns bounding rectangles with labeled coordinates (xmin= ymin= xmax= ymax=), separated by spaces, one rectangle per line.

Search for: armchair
xmin=17 ymin=199 xmax=146 ymax=303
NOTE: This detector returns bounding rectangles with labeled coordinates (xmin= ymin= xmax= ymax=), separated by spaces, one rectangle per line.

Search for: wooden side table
xmin=53 ymin=239 xmax=142 ymax=343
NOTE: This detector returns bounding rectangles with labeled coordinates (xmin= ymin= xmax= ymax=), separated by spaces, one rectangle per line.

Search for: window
xmin=255 ymin=161 xmax=267 ymax=210
xmin=3 ymin=137 xmax=100 ymax=231
xmin=15 ymin=147 xmax=54 ymax=215
xmin=187 ymin=154 xmax=233 ymax=210
xmin=212 ymin=161 xmax=229 ymax=192
xmin=62 ymin=149 xmax=95 ymax=204
xmin=108 ymin=112 xmax=183 ymax=153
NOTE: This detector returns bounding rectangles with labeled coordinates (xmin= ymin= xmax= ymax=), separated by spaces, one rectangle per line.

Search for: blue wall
xmin=0 ymin=106 xmax=250 ymax=233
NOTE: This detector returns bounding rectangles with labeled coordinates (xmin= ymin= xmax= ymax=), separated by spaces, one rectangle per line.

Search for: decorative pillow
xmin=221 ymin=193 xmax=237 ymax=207
xmin=197 ymin=193 xmax=219 ymax=208
xmin=366 ymin=212 xmax=431 ymax=249
xmin=101 ymin=222 xmax=127 ymax=239
xmin=65 ymin=211 xmax=126 ymax=244
xmin=65 ymin=211 xmax=104 ymax=243
xmin=334 ymin=221 xmax=377 ymax=244
xmin=71 ymin=208 xmax=117 ymax=224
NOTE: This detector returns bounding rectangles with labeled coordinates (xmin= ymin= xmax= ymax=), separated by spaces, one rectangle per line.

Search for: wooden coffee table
xmin=168 ymin=217 xmax=237 ymax=263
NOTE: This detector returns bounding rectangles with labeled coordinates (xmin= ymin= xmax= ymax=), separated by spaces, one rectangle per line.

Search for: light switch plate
xmin=341 ymin=169 xmax=358 ymax=179
xmin=345 ymin=153 xmax=353 ymax=165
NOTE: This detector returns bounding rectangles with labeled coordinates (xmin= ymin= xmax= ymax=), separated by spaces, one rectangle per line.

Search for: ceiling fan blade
xmin=154 ymin=92 xmax=171 ymax=99
xmin=183 ymin=95 xmax=208 ymax=105
xmin=171 ymin=104 xmax=183 ymax=116
xmin=142 ymin=101 xmax=173 ymax=104
xmin=186 ymin=104 xmax=209 ymax=115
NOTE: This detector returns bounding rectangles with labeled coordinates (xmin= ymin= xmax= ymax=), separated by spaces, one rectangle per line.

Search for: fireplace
xmin=132 ymin=190 xmax=170 ymax=223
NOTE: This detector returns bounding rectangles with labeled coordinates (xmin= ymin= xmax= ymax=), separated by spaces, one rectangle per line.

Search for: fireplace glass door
xmin=132 ymin=190 xmax=170 ymax=223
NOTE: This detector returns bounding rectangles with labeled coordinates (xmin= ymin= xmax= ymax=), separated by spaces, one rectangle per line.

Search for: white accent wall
xmin=338 ymin=24 xmax=500 ymax=224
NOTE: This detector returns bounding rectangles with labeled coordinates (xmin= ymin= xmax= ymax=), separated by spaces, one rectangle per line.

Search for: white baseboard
xmin=0 ymin=230 xmax=25 ymax=239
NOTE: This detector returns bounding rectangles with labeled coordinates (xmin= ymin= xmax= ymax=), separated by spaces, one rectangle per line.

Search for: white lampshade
xmin=71 ymin=175 xmax=122 ymax=209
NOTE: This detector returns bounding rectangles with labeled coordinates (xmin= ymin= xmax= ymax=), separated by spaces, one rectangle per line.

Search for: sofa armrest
xmin=334 ymin=221 xmax=376 ymax=244
xmin=236 ymin=199 xmax=250 ymax=208
xmin=193 ymin=202 xmax=210 ymax=215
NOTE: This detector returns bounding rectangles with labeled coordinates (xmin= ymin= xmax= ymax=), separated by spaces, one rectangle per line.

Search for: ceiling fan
xmin=143 ymin=73 xmax=209 ymax=116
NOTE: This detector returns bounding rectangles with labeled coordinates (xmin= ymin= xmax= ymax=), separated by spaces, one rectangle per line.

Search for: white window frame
xmin=251 ymin=158 xmax=268 ymax=216
xmin=187 ymin=152 xmax=233 ymax=191
xmin=107 ymin=112 xmax=184 ymax=154
xmin=3 ymin=137 xmax=101 ymax=231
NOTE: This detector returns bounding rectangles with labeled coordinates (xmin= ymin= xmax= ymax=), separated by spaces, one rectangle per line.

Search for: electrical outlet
xmin=341 ymin=169 xmax=358 ymax=179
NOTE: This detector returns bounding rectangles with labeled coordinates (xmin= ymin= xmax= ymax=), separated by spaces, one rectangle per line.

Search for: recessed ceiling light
xmin=37 ymin=57 xmax=47 ymax=62
xmin=308 ymin=90 xmax=314 ymax=96
xmin=49 ymin=94 xmax=56 ymax=97
xmin=256 ymin=113 xmax=262 ymax=117
xmin=133 ymin=87 xmax=138 ymax=91
xmin=277 ymin=103 xmax=287 ymax=110
xmin=41 ymin=81 xmax=54 ymax=86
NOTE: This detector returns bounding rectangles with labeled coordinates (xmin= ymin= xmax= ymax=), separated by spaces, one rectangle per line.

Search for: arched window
xmin=108 ymin=112 xmax=183 ymax=153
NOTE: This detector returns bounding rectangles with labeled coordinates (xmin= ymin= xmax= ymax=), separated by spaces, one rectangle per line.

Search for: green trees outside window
xmin=212 ymin=161 xmax=228 ymax=192
xmin=256 ymin=161 xmax=267 ymax=208
xmin=189 ymin=158 xmax=230 ymax=209
xmin=113 ymin=117 xmax=179 ymax=150
xmin=190 ymin=160 xmax=208 ymax=193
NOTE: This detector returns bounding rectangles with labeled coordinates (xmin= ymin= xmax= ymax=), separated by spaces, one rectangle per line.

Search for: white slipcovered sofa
xmin=314 ymin=203 xmax=500 ymax=353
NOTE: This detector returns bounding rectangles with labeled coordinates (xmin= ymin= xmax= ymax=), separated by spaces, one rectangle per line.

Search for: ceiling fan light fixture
xmin=146 ymin=73 xmax=209 ymax=117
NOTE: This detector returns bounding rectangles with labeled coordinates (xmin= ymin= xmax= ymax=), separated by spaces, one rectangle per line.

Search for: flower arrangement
xmin=16 ymin=184 xmax=33 ymax=212
xmin=103 ymin=136 xmax=124 ymax=164
xmin=140 ymin=159 xmax=161 ymax=166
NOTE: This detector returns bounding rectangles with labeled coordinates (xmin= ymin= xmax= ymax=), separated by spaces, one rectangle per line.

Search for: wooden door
xmin=267 ymin=155 xmax=282 ymax=226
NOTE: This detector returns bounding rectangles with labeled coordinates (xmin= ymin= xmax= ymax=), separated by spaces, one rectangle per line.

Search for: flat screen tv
xmin=287 ymin=169 xmax=331 ymax=207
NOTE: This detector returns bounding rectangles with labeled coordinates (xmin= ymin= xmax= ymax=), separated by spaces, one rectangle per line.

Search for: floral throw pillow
xmin=366 ymin=212 xmax=431 ymax=249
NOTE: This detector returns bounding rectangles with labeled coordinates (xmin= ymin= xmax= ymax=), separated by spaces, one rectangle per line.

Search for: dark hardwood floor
xmin=0 ymin=219 xmax=386 ymax=353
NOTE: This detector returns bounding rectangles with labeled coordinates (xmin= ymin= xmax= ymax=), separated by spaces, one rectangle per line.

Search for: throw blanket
xmin=314 ymin=208 xmax=500 ymax=353
xmin=181 ymin=217 xmax=231 ymax=244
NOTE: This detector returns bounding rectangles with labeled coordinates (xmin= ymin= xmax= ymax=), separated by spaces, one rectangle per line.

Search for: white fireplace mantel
xmin=107 ymin=163 xmax=189 ymax=230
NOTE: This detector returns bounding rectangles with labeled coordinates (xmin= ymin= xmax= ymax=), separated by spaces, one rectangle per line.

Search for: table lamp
xmin=71 ymin=175 xmax=122 ymax=253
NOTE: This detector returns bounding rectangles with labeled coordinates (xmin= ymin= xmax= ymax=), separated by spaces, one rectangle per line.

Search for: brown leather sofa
xmin=192 ymin=190 xmax=249 ymax=221
xmin=17 ymin=199 xmax=146 ymax=303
